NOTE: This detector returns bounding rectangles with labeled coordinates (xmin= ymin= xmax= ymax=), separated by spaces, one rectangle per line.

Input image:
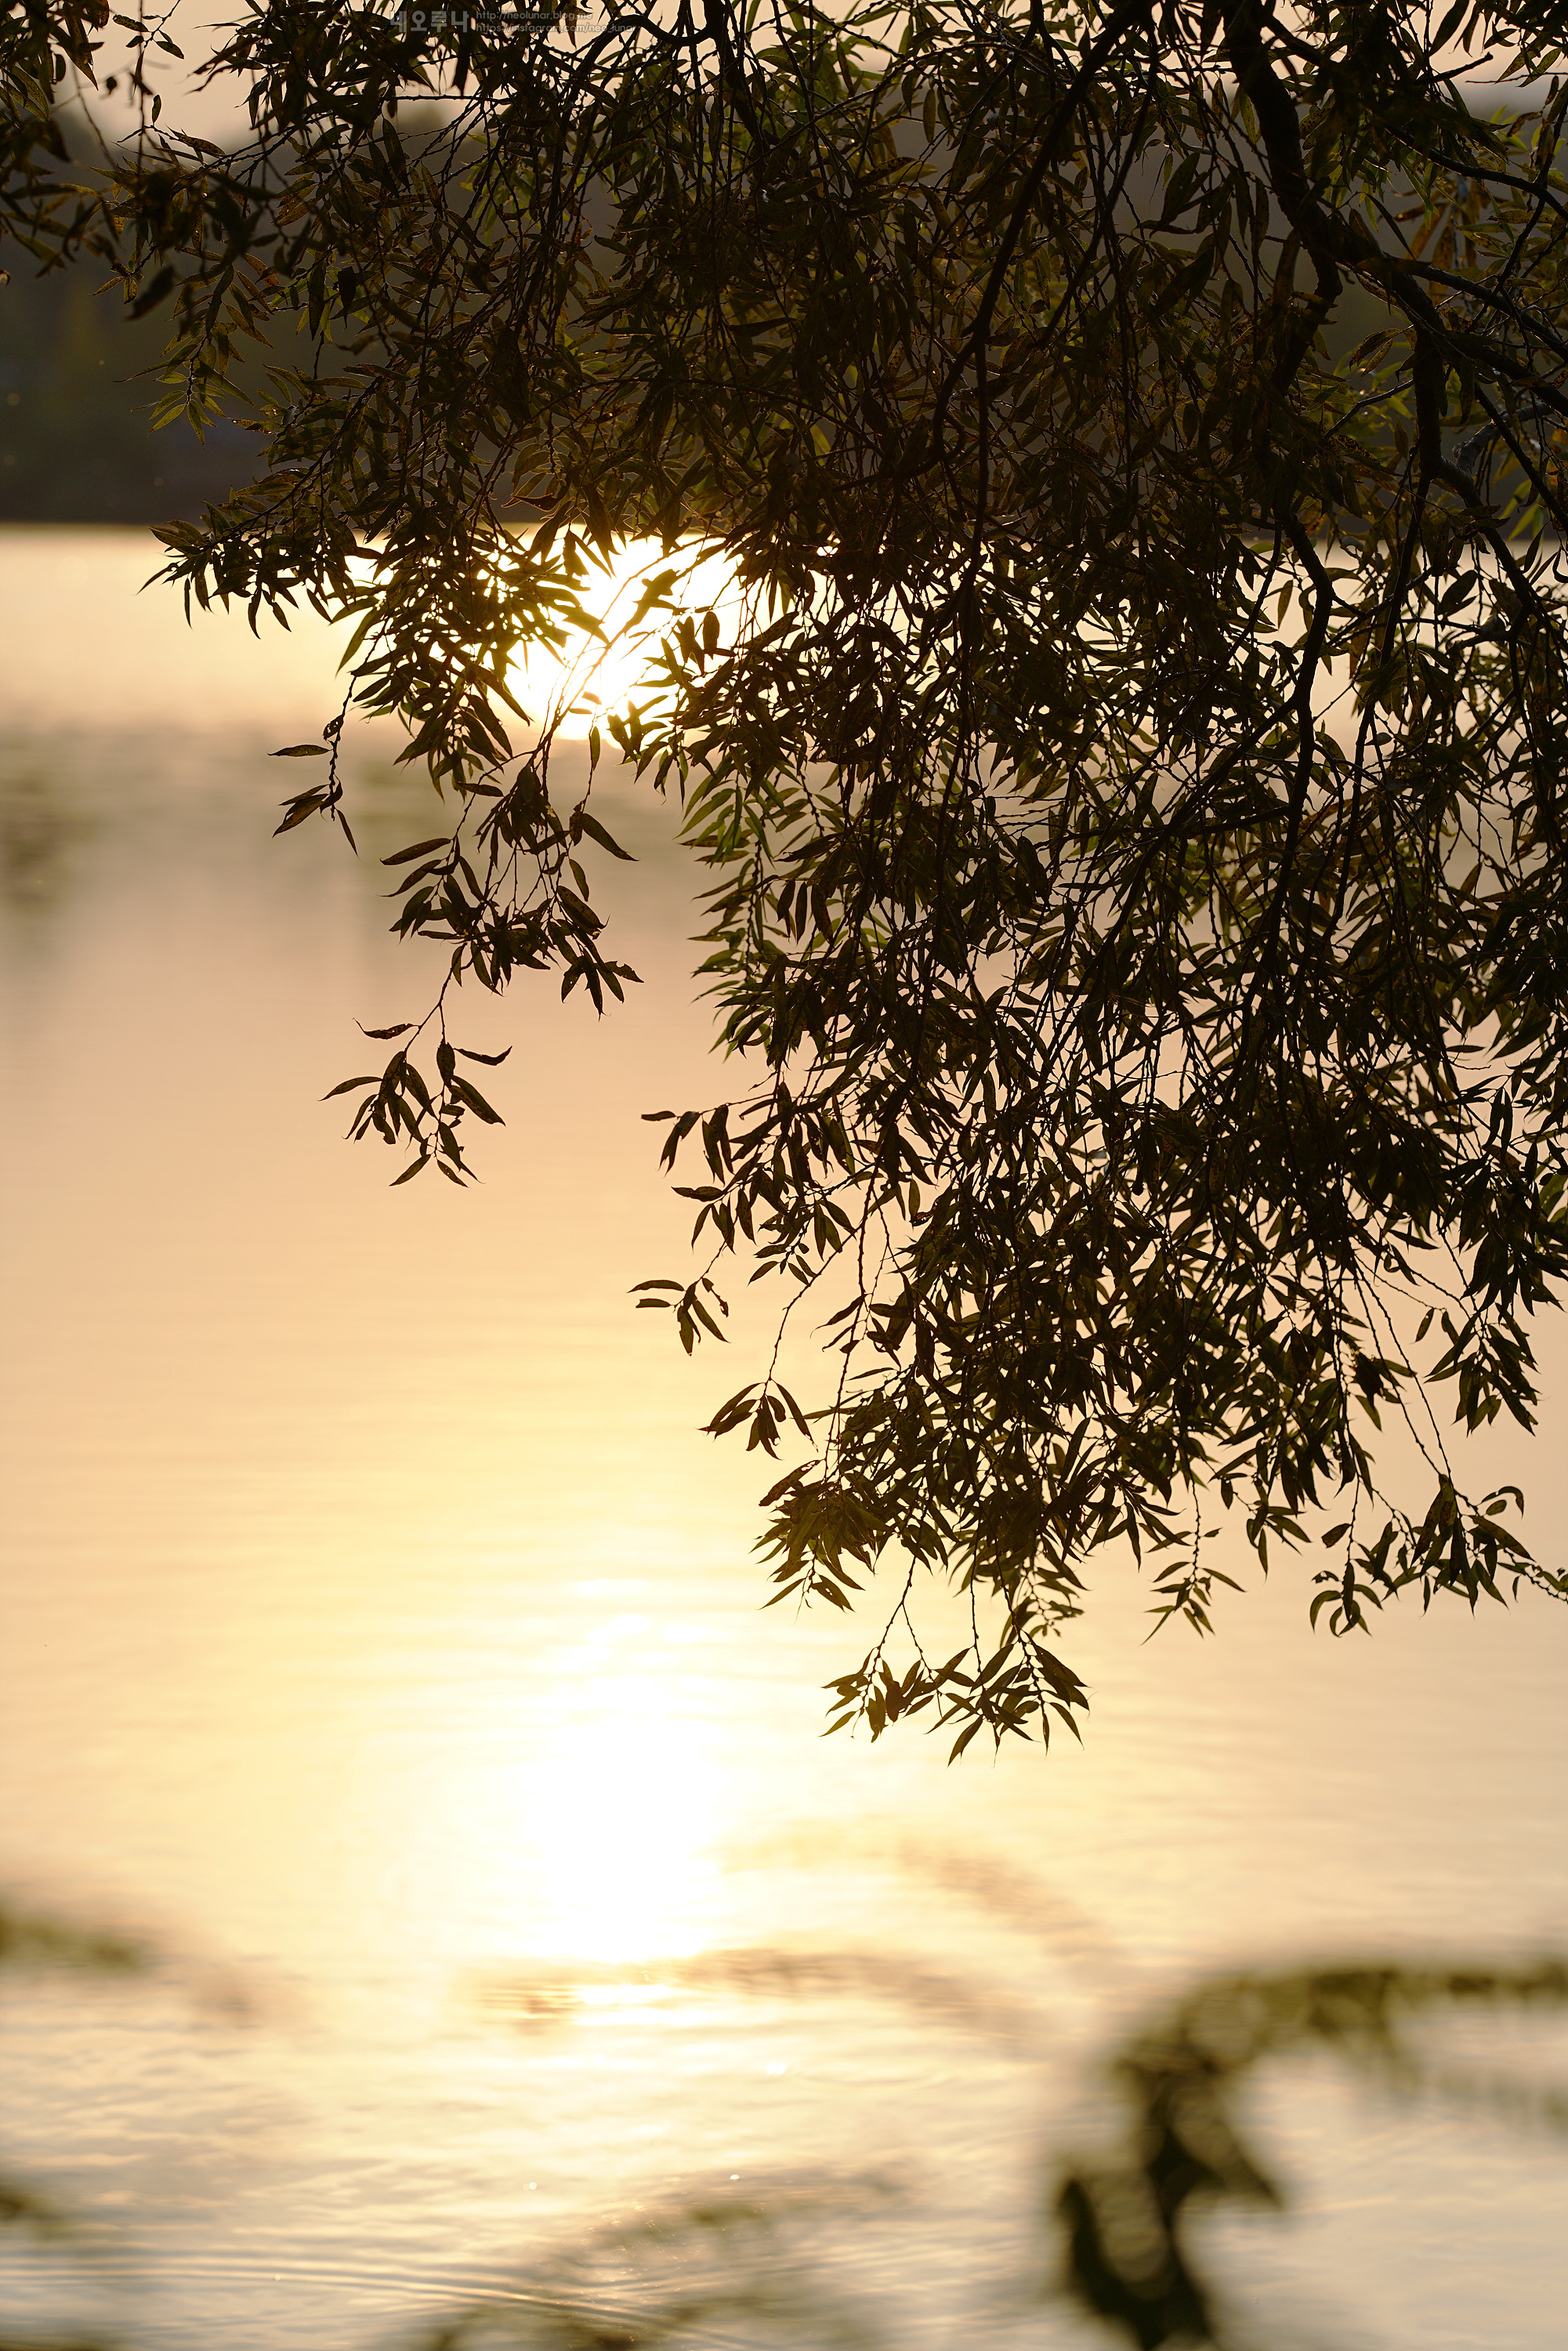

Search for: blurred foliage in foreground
xmin=1054 ymin=1954 xmax=1568 ymax=2350
xmin=0 ymin=1893 xmax=156 ymax=2292
xmin=4 ymin=1889 xmax=1566 ymax=2351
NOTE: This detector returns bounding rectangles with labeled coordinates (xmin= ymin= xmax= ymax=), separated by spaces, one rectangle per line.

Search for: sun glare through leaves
xmin=504 ymin=538 xmax=744 ymax=743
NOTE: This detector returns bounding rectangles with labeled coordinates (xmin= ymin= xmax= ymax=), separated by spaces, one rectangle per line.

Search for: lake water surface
xmin=2 ymin=528 xmax=1566 ymax=2351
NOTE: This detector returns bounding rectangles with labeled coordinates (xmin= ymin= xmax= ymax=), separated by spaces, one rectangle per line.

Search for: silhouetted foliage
xmin=6 ymin=2 xmax=1568 ymax=1741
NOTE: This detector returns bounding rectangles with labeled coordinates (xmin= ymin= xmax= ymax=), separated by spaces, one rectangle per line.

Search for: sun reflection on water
xmin=521 ymin=1675 xmax=723 ymax=1965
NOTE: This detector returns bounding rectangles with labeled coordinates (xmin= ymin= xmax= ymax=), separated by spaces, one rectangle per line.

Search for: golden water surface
xmin=2 ymin=528 xmax=1566 ymax=2351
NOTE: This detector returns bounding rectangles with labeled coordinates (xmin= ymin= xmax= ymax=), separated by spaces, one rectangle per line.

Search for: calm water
xmin=2 ymin=527 xmax=1566 ymax=2351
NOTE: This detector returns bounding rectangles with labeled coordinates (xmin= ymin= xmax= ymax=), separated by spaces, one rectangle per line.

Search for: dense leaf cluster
xmin=9 ymin=0 xmax=1568 ymax=1742
xmin=2 ymin=0 xmax=107 ymax=255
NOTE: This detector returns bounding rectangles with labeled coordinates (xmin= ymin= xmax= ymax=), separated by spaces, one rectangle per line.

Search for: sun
xmin=504 ymin=537 xmax=744 ymax=740
xmin=519 ymin=1672 xmax=724 ymax=1964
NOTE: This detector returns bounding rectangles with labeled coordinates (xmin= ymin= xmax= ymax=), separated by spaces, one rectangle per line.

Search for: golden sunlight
xmin=505 ymin=538 xmax=745 ymax=740
xmin=520 ymin=1664 xmax=724 ymax=1964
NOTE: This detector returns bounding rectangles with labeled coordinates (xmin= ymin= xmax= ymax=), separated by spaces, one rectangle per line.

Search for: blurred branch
xmin=0 ymin=1899 xmax=154 ymax=1982
xmin=1052 ymin=1955 xmax=1568 ymax=2350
